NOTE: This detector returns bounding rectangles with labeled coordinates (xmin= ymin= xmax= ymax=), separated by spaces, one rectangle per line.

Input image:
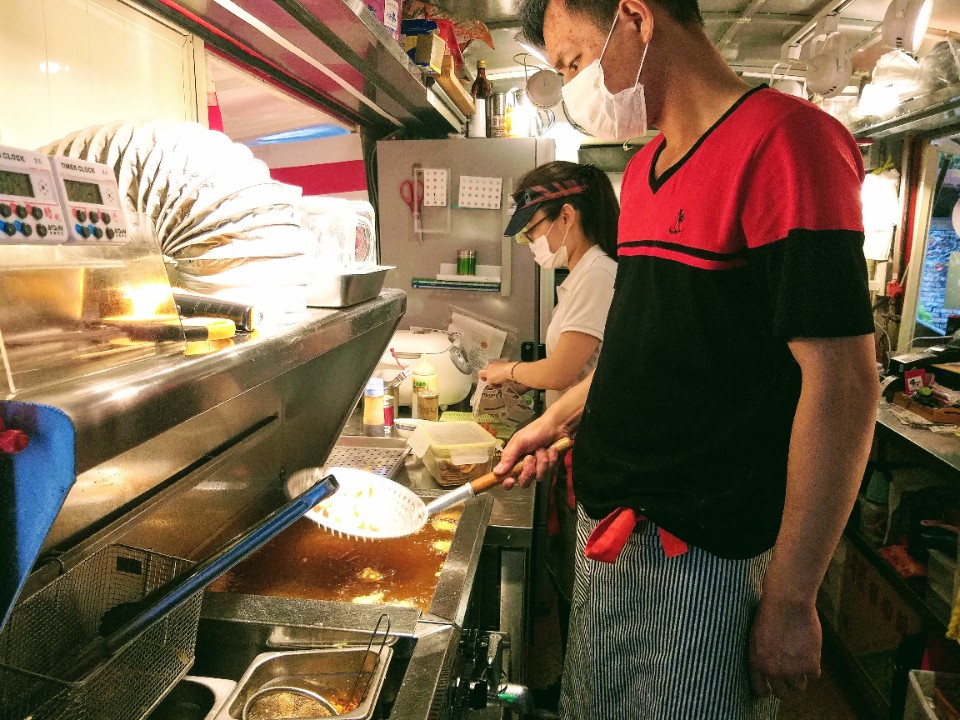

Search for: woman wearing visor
xmin=478 ymin=160 xmax=618 ymax=644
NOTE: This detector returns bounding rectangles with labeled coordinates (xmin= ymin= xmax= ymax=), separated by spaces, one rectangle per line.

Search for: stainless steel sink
xmin=147 ymin=677 xmax=236 ymax=720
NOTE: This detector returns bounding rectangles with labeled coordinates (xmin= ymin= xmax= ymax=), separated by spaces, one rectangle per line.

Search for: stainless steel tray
xmin=326 ymin=436 xmax=410 ymax=478
xmin=215 ymin=646 xmax=392 ymax=720
xmin=306 ymin=266 xmax=394 ymax=308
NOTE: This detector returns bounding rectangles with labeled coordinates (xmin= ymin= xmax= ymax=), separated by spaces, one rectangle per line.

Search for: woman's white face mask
xmin=561 ymin=12 xmax=650 ymax=143
xmin=529 ymin=218 xmax=571 ymax=269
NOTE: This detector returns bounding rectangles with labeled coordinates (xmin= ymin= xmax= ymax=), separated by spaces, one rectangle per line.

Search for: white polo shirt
xmin=545 ymin=243 xmax=617 ymax=406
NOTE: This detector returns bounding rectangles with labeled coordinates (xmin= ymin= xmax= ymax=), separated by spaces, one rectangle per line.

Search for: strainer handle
xmin=469 ymin=436 xmax=573 ymax=494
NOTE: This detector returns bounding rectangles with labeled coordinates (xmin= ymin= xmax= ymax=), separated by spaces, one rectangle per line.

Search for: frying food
xmin=208 ymin=509 xmax=462 ymax=612
xmin=359 ymin=567 xmax=383 ymax=582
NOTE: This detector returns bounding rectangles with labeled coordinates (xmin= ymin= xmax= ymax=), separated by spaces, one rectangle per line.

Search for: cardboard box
xmin=893 ymin=391 xmax=960 ymax=424
xmin=365 ymin=0 xmax=401 ymax=41
xmin=415 ymin=33 xmax=446 ymax=75
xmin=817 ymin=536 xmax=849 ymax=627
xmin=904 ymin=670 xmax=960 ymax=720
xmin=835 ymin=542 xmax=922 ymax=657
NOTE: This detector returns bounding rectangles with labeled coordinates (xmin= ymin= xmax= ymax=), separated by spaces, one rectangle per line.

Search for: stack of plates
xmin=39 ymin=120 xmax=312 ymax=319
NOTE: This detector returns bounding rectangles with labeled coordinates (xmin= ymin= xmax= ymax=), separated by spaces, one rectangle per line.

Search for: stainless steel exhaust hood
xmin=136 ymin=0 xmax=465 ymax=135
xmin=1 ymin=290 xmax=406 ymax=640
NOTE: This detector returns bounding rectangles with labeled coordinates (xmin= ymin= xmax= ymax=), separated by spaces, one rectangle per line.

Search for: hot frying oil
xmin=208 ymin=511 xmax=461 ymax=613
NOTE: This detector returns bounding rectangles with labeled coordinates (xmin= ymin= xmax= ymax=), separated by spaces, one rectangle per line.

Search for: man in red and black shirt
xmin=496 ymin=0 xmax=879 ymax=718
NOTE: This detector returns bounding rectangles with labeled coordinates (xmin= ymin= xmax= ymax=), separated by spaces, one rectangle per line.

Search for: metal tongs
xmin=296 ymin=437 xmax=572 ymax=540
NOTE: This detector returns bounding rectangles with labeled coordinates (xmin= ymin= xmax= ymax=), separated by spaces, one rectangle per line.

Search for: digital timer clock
xmin=0 ymin=146 xmax=68 ymax=245
xmin=47 ymin=155 xmax=128 ymax=244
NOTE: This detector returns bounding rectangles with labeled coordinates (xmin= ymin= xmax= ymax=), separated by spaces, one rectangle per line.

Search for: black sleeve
xmin=749 ymin=228 xmax=875 ymax=339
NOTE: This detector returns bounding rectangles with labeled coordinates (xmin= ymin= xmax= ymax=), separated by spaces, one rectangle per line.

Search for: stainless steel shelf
xmin=135 ymin=0 xmax=463 ymax=134
xmin=851 ymin=84 xmax=960 ymax=139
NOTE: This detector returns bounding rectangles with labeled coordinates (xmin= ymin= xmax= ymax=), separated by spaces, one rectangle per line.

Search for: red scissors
xmin=400 ymin=179 xmax=424 ymax=215
xmin=400 ymin=179 xmax=424 ymax=236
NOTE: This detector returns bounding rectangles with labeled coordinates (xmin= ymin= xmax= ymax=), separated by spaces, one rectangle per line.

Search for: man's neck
xmin=653 ymin=30 xmax=751 ymax=158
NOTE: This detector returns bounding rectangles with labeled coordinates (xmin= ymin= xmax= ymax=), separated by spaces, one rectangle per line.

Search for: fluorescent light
xmin=882 ymin=0 xmax=933 ymax=53
xmin=250 ymin=124 xmax=350 ymax=145
xmin=515 ymin=32 xmax=550 ymax=66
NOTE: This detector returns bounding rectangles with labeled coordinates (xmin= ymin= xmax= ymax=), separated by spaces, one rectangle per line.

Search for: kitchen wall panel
xmin=0 ymin=0 xmax=203 ymax=151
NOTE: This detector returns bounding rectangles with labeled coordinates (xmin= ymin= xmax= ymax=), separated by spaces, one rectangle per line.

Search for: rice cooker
xmin=375 ymin=328 xmax=472 ymax=407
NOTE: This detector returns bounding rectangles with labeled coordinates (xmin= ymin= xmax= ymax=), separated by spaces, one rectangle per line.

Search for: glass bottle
xmin=470 ymin=60 xmax=492 ymax=138
xmin=363 ymin=377 xmax=385 ymax=437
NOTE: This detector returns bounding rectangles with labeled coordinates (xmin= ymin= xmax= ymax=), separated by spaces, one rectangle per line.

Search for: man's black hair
xmin=520 ymin=0 xmax=704 ymax=48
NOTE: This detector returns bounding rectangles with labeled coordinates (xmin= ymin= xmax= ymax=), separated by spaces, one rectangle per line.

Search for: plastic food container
xmin=409 ymin=421 xmax=500 ymax=486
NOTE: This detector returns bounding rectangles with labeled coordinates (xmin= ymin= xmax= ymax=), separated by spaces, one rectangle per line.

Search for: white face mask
xmin=561 ymin=13 xmax=650 ymax=142
xmin=529 ymin=219 xmax=571 ymax=269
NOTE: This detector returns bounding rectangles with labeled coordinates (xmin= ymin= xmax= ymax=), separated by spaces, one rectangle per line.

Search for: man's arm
xmin=749 ymin=334 xmax=879 ymax=698
xmin=494 ymin=371 xmax=594 ymax=489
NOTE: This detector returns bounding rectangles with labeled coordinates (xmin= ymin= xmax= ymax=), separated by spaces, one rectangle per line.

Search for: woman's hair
xmin=517 ymin=161 xmax=619 ymax=260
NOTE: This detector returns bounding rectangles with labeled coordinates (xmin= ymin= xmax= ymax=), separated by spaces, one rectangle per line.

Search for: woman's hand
xmin=478 ymin=359 xmax=514 ymax=386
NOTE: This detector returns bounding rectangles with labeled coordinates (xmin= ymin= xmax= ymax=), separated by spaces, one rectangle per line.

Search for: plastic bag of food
xmin=920 ymin=38 xmax=960 ymax=92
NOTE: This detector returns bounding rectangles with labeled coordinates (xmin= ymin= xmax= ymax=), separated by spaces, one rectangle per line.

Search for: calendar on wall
xmin=458 ymin=176 xmax=502 ymax=210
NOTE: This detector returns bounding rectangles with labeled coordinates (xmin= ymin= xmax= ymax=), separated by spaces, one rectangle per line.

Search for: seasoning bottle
xmin=411 ymin=354 xmax=438 ymax=419
xmin=417 ymin=391 xmax=439 ymax=422
xmin=467 ymin=250 xmax=477 ymax=275
xmin=488 ymin=92 xmax=507 ymax=139
xmin=470 ymin=60 xmax=492 ymax=138
xmin=363 ymin=377 xmax=385 ymax=436
xmin=383 ymin=393 xmax=395 ymax=435
xmin=457 ymin=250 xmax=471 ymax=275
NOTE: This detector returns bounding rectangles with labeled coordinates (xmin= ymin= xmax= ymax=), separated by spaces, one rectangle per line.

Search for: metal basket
xmin=0 ymin=544 xmax=202 ymax=720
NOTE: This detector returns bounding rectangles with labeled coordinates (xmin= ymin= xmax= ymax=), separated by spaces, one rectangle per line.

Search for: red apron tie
xmin=584 ymin=507 xmax=689 ymax=563
xmin=547 ymin=450 xmax=578 ymax=537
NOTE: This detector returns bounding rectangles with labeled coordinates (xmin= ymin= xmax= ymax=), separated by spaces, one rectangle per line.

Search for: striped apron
xmin=558 ymin=506 xmax=779 ymax=720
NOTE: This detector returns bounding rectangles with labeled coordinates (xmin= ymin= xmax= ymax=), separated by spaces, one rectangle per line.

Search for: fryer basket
xmin=0 ymin=544 xmax=202 ymax=720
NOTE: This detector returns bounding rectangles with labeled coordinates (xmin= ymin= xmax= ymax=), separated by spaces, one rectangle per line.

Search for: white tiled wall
xmin=0 ymin=0 xmax=203 ymax=151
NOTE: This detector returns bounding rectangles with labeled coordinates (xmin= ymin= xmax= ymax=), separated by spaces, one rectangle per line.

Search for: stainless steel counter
xmin=876 ymin=401 xmax=960 ymax=481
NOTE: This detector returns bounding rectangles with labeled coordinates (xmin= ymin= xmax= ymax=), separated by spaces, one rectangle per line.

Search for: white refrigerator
xmin=376 ymin=138 xmax=557 ymax=359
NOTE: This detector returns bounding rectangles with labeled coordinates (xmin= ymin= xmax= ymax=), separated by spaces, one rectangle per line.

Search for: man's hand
xmin=494 ymin=371 xmax=592 ymax=489
xmin=748 ymin=594 xmax=821 ymax=699
xmin=494 ymin=417 xmax=565 ymax=489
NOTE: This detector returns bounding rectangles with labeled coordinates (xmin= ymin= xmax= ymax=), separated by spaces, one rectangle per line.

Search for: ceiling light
xmin=772 ymin=79 xmax=806 ymax=98
xmin=806 ymin=33 xmax=852 ymax=98
xmin=882 ymin=0 xmax=933 ymax=53
xmin=769 ymin=62 xmax=806 ymax=97
xmin=526 ymin=69 xmax=563 ymax=109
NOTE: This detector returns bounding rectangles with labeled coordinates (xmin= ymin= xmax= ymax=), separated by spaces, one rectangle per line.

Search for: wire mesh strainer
xmin=300 ymin=437 xmax=572 ymax=540
xmin=243 ymin=685 xmax=338 ymax=720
